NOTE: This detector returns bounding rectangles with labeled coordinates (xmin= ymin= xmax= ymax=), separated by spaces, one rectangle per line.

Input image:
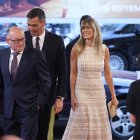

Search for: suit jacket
xmin=25 ymin=31 xmax=67 ymax=106
xmin=127 ymin=80 xmax=140 ymax=140
xmin=0 ymin=47 xmax=51 ymax=118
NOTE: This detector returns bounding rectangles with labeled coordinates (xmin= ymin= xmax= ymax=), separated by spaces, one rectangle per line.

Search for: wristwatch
xmin=57 ymin=96 xmax=64 ymax=101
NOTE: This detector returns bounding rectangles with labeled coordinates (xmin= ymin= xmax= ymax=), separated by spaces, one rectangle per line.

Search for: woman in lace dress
xmin=62 ymin=16 xmax=118 ymax=140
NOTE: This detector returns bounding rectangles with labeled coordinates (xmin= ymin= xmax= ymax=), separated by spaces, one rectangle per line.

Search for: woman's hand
xmin=111 ymin=96 xmax=119 ymax=107
xmin=71 ymin=95 xmax=78 ymax=111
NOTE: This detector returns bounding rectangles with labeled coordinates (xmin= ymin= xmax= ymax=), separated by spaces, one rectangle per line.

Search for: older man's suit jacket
xmin=25 ymin=31 xmax=67 ymax=106
xmin=0 ymin=47 xmax=51 ymax=118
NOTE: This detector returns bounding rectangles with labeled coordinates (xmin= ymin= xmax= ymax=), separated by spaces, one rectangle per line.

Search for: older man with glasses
xmin=0 ymin=26 xmax=51 ymax=140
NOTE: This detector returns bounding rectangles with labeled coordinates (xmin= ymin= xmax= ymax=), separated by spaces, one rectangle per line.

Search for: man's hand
xmin=54 ymin=98 xmax=63 ymax=114
xmin=130 ymin=113 xmax=136 ymax=124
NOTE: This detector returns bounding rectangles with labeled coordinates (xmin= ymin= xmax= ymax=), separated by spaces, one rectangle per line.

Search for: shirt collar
xmin=33 ymin=30 xmax=45 ymax=42
xmin=10 ymin=49 xmax=23 ymax=54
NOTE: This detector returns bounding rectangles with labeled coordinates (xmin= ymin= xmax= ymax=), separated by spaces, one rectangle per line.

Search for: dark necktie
xmin=11 ymin=52 xmax=19 ymax=80
xmin=35 ymin=37 xmax=40 ymax=50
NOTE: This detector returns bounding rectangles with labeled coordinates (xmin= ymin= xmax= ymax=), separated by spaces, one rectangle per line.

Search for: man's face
xmin=27 ymin=17 xmax=45 ymax=37
xmin=6 ymin=30 xmax=25 ymax=52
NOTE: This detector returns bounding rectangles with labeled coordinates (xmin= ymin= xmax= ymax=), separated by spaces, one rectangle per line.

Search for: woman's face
xmin=81 ymin=23 xmax=94 ymax=40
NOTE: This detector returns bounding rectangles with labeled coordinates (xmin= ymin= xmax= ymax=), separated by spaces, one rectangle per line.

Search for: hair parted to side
xmin=27 ymin=8 xmax=46 ymax=21
xmin=76 ymin=16 xmax=102 ymax=55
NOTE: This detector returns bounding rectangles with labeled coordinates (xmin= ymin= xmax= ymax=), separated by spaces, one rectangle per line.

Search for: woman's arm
xmin=104 ymin=46 xmax=118 ymax=106
xmin=70 ymin=46 xmax=78 ymax=111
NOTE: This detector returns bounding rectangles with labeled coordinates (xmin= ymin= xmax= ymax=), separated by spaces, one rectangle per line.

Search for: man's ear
xmin=6 ymin=39 xmax=9 ymax=44
xmin=41 ymin=20 xmax=46 ymax=27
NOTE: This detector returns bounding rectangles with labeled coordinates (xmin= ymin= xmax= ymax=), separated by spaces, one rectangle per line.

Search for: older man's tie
xmin=11 ymin=52 xmax=19 ymax=80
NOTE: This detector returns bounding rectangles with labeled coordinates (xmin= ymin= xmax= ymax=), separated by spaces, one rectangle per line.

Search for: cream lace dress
xmin=62 ymin=45 xmax=112 ymax=140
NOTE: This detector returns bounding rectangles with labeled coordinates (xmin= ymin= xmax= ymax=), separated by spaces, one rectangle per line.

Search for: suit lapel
xmin=14 ymin=48 xmax=30 ymax=83
xmin=42 ymin=31 xmax=49 ymax=52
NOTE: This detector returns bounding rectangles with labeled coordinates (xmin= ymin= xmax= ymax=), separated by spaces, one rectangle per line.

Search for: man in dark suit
xmin=127 ymin=80 xmax=140 ymax=140
xmin=127 ymin=80 xmax=140 ymax=138
xmin=25 ymin=8 xmax=67 ymax=140
xmin=127 ymin=55 xmax=140 ymax=140
xmin=0 ymin=26 xmax=51 ymax=140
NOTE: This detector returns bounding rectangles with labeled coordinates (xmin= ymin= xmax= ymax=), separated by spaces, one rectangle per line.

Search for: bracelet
xmin=111 ymin=95 xmax=116 ymax=99
xmin=57 ymin=96 xmax=64 ymax=101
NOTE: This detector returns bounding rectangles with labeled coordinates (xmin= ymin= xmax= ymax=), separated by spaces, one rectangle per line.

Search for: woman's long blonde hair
xmin=76 ymin=16 xmax=103 ymax=55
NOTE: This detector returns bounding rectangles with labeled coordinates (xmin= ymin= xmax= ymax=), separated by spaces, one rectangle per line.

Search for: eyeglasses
xmin=8 ymin=38 xmax=25 ymax=44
